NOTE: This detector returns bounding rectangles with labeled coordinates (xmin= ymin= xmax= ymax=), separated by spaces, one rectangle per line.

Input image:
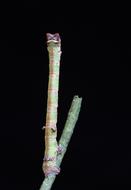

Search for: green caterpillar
xmin=42 ymin=33 xmax=62 ymax=177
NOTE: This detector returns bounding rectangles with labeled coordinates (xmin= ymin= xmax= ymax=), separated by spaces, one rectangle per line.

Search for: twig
xmin=39 ymin=96 xmax=82 ymax=190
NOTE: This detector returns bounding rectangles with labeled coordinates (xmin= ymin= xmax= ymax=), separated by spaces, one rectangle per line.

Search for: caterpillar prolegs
xmin=42 ymin=33 xmax=62 ymax=177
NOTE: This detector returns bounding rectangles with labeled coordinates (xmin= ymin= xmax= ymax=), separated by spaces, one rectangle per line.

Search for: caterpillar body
xmin=42 ymin=33 xmax=61 ymax=177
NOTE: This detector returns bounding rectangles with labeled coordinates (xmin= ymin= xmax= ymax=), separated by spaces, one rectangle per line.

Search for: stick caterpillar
xmin=42 ymin=33 xmax=61 ymax=177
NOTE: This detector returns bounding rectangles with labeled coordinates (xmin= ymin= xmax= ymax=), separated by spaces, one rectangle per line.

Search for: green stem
xmin=39 ymin=96 xmax=82 ymax=190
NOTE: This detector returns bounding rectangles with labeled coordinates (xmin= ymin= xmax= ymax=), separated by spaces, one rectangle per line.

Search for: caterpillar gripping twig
xmin=42 ymin=33 xmax=62 ymax=177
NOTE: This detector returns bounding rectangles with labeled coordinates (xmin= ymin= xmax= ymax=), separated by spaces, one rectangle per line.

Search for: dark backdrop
xmin=0 ymin=4 xmax=131 ymax=190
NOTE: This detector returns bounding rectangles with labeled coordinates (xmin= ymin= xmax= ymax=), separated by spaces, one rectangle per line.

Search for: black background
xmin=1 ymin=3 xmax=131 ymax=190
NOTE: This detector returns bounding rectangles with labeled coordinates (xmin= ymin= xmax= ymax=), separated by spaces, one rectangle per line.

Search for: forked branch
xmin=39 ymin=96 xmax=82 ymax=190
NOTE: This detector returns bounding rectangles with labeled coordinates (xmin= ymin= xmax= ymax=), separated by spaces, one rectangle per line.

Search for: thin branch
xmin=39 ymin=96 xmax=82 ymax=190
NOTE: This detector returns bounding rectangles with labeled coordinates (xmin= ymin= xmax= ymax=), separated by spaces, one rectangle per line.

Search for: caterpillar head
xmin=46 ymin=33 xmax=61 ymax=44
